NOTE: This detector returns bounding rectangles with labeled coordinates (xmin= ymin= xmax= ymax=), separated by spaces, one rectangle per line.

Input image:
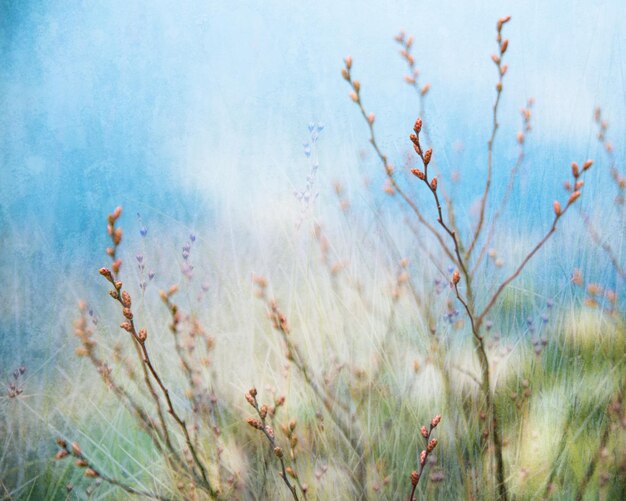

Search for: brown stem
xmin=344 ymin=72 xmax=459 ymax=267
xmin=467 ymin=22 xmax=510 ymax=260
xmin=104 ymin=274 xmax=217 ymax=498
xmin=57 ymin=441 xmax=172 ymax=501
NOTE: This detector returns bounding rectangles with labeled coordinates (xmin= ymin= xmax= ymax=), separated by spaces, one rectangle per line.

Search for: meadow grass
xmin=1 ymin=13 xmax=625 ymax=501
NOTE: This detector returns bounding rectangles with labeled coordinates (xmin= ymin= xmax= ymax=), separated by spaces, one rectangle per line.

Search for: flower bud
xmin=424 ymin=148 xmax=432 ymax=166
xmin=568 ymin=191 xmax=581 ymax=204
xmin=411 ymin=169 xmax=425 ymax=180
xmin=414 ymin=118 xmax=422 ymax=134
xmin=452 ymin=271 xmax=460 ymax=285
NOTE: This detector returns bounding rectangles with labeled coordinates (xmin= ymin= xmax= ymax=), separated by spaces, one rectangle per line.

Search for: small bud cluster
xmin=74 ymin=301 xmax=98 ymax=357
xmin=516 ymin=98 xmax=534 ymax=145
xmin=408 ymin=414 xmax=442 ymax=500
xmin=54 ymin=438 xmax=100 ymax=480
xmin=594 ymin=107 xmax=624 ymax=205
xmin=492 ymin=16 xmax=512 ymax=92
xmin=105 ymin=207 xmax=123 ymax=275
xmin=554 ymin=159 xmax=593 ymax=217
xmin=571 ymin=269 xmax=619 ymax=314
xmin=280 ymin=418 xmax=301 ymax=462
xmin=269 ymin=300 xmax=290 ymax=335
xmin=244 ymin=388 xmax=300 ymax=496
xmin=391 ymin=258 xmax=410 ymax=300
xmin=509 ymin=379 xmax=532 ymax=412
xmin=394 ymin=31 xmax=430 ymax=96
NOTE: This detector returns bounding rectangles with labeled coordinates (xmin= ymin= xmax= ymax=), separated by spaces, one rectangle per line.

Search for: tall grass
xmin=1 ymin=13 xmax=625 ymax=501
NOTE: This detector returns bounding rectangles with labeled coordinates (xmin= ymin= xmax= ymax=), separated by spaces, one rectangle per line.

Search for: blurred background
xmin=0 ymin=1 xmax=624 ymax=497
xmin=1 ymin=0 xmax=624 ymax=362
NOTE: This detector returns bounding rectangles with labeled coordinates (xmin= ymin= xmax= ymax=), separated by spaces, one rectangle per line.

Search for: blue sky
xmin=0 ymin=0 xmax=624 ymax=360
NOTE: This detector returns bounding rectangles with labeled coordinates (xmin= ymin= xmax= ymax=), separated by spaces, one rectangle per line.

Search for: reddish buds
xmin=497 ymin=15 xmax=512 ymax=30
xmin=452 ymin=271 xmax=460 ymax=285
xmin=427 ymin=438 xmax=438 ymax=452
xmin=423 ymin=148 xmax=432 ymax=166
xmin=84 ymin=469 xmax=98 ymax=478
xmin=571 ymin=162 xmax=580 ymax=178
xmin=430 ymin=177 xmax=438 ymax=191
xmin=568 ymin=191 xmax=581 ymax=204
xmin=553 ymin=201 xmax=562 ymax=216
xmin=246 ymin=417 xmax=263 ymax=430
xmin=414 ymin=118 xmax=422 ymax=134
xmin=582 ymin=160 xmax=593 ymax=171
xmin=71 ymin=442 xmax=82 ymax=457
xmin=431 ymin=415 xmax=441 ymax=428
xmin=99 ymin=268 xmax=112 ymax=280
xmin=421 ymin=425 xmax=429 ymax=438
xmin=411 ymin=470 xmax=419 ymax=486
xmin=411 ymin=169 xmax=425 ymax=180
